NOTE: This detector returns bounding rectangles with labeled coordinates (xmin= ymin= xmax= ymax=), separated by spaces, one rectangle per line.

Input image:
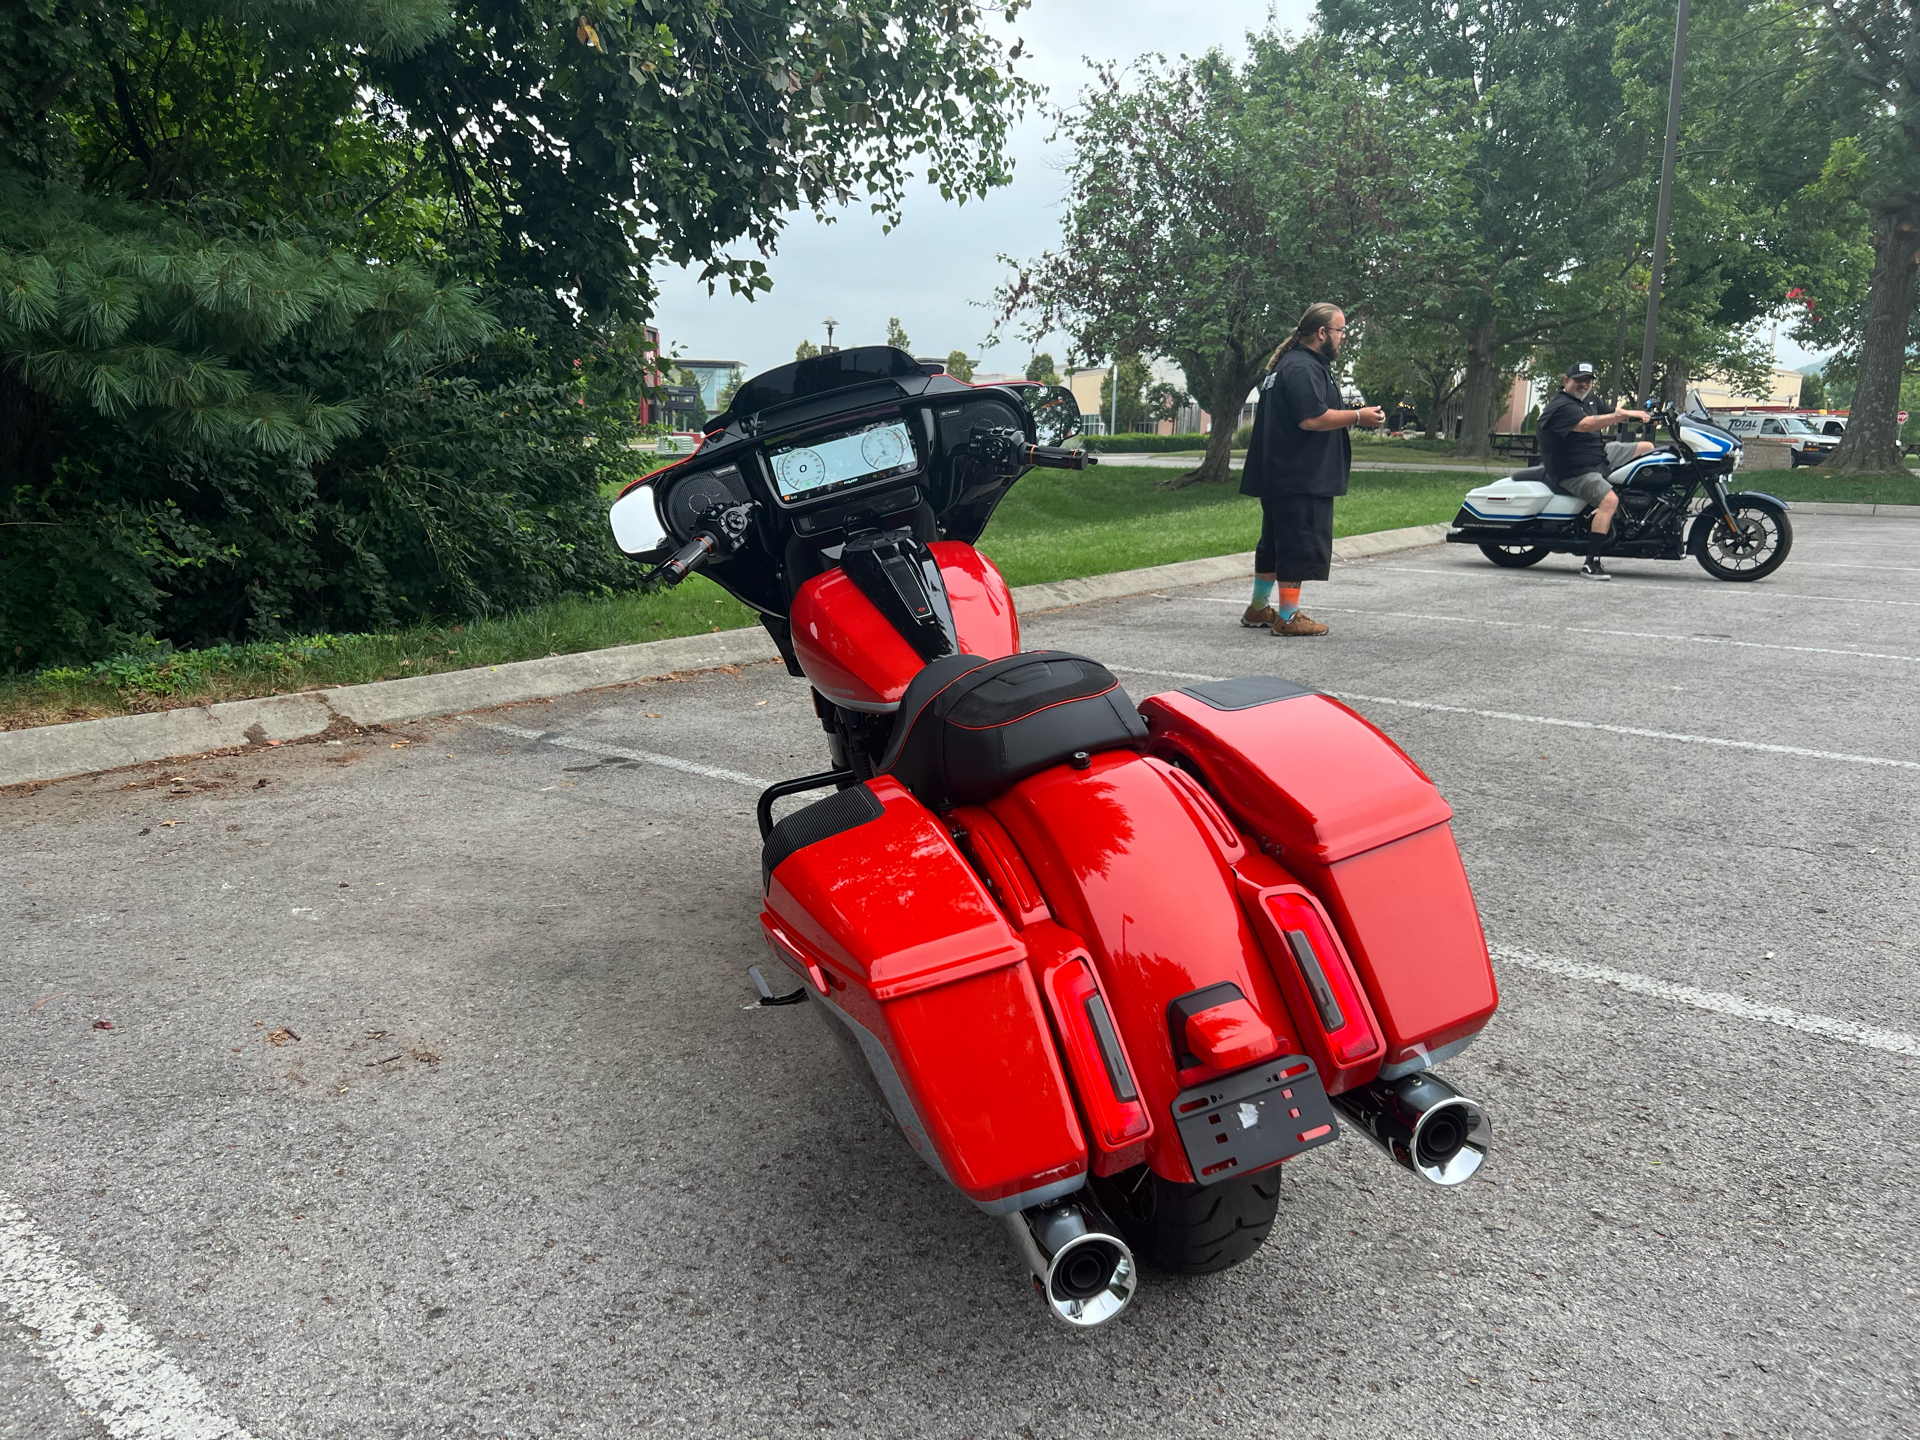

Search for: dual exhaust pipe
xmin=1332 ymin=1070 xmax=1492 ymax=1186
xmin=1004 ymin=1072 xmax=1489 ymax=1328
xmin=1006 ymin=1197 xmax=1137 ymax=1329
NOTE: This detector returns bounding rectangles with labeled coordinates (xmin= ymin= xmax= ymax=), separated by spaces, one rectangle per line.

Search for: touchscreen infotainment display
xmin=769 ymin=419 xmax=917 ymax=502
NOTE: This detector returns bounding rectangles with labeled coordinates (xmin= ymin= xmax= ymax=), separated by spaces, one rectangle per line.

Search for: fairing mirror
xmin=1028 ymin=385 xmax=1083 ymax=448
xmin=609 ymin=482 xmax=670 ymax=556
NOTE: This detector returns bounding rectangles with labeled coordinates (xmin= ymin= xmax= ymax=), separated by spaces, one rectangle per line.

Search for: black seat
xmin=878 ymin=650 xmax=1148 ymax=809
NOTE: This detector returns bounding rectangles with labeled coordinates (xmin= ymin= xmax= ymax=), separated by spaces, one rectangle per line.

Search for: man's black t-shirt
xmin=1239 ymin=344 xmax=1350 ymax=499
xmin=1538 ymin=390 xmax=1608 ymax=481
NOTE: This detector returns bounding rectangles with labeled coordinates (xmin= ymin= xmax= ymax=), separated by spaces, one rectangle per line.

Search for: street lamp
xmin=822 ymin=316 xmax=838 ymax=353
xmin=1637 ymin=0 xmax=1690 ymax=410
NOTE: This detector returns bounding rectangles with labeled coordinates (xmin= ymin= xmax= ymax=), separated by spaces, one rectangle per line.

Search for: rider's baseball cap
xmin=1566 ymin=361 xmax=1598 ymax=380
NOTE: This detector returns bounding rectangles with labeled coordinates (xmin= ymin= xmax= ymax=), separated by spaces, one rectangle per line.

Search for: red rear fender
xmin=984 ymin=753 xmax=1306 ymax=1184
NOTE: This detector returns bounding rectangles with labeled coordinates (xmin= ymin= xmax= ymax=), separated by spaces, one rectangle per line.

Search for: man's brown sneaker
xmin=1241 ymin=604 xmax=1277 ymax=628
xmin=1271 ymin=611 xmax=1329 ymax=637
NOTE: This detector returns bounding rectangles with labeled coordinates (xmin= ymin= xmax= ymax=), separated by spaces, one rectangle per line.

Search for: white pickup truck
xmin=1712 ymin=412 xmax=1840 ymax=466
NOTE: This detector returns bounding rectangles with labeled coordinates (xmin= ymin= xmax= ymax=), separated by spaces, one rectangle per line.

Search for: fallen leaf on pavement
xmin=92 ymin=1019 xmax=113 ymax=1030
xmin=159 ymin=820 xmax=178 ymax=828
xmin=267 ymin=1027 xmax=300 ymax=1046
xmin=253 ymin=778 xmax=269 ymax=789
xmin=137 ymin=828 xmax=150 ymax=836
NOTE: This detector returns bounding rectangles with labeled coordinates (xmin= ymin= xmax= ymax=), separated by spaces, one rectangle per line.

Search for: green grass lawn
xmin=974 ymin=464 xmax=1477 ymax=585
xmin=1746 ymin=470 xmax=1920 ymax=504
xmin=5 ymin=459 xmax=1864 ymax=730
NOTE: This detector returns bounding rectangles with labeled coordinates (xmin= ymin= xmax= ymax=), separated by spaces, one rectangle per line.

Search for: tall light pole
xmin=1637 ymin=0 xmax=1690 ymax=409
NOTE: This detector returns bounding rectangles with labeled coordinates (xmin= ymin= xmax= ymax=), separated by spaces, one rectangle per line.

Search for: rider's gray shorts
xmin=1559 ymin=442 xmax=1645 ymax=507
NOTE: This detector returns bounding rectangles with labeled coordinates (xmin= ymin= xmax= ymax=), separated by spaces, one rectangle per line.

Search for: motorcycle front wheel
xmin=1090 ymin=1165 xmax=1280 ymax=1274
xmin=1477 ymin=543 xmax=1552 ymax=568
xmin=1694 ymin=501 xmax=1792 ymax=581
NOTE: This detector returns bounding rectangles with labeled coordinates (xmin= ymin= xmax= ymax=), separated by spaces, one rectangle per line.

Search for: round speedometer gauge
xmin=860 ymin=427 xmax=907 ymax=469
xmin=773 ymin=448 xmax=828 ymax=493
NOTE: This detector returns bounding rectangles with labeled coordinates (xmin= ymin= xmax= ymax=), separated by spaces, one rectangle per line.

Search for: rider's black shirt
xmin=1239 ymin=344 xmax=1350 ymax=499
xmin=1538 ymin=390 xmax=1608 ymax=482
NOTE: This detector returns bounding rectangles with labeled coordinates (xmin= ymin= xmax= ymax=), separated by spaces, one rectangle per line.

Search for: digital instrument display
xmin=769 ymin=420 xmax=916 ymax=501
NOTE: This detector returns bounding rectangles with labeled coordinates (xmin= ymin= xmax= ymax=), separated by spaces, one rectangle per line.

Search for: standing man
xmin=1537 ymin=362 xmax=1654 ymax=581
xmin=1239 ymin=302 xmax=1383 ymax=636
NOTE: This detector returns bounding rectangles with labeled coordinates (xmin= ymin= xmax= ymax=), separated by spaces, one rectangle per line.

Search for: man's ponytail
xmin=1271 ymin=302 xmax=1343 ymax=367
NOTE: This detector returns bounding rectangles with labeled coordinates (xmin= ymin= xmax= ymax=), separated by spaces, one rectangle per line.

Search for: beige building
xmin=1692 ymin=367 xmax=1805 ymax=410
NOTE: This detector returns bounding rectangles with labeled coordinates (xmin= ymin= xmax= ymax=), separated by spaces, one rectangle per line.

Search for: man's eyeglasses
xmin=1570 ymin=376 xmax=1596 ymax=385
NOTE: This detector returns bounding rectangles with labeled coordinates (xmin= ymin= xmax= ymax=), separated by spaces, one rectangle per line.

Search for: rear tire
xmin=1090 ymin=1165 xmax=1280 ymax=1274
xmin=1477 ymin=543 xmax=1552 ymax=568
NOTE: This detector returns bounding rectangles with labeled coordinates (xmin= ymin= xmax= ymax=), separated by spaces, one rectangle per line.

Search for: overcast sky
xmin=647 ymin=0 xmax=1825 ymax=381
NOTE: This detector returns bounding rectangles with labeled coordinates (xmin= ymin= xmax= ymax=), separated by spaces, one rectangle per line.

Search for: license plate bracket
xmin=1171 ymin=1055 xmax=1340 ymax=1186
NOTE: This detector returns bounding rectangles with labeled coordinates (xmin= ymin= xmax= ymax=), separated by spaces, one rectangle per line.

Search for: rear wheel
xmin=1477 ymin=543 xmax=1551 ymax=568
xmin=1089 ymin=1165 xmax=1280 ymax=1274
xmin=1694 ymin=501 xmax=1792 ymax=581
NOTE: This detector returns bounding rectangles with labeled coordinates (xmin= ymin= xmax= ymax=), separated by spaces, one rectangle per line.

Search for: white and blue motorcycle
xmin=1445 ymin=404 xmax=1793 ymax=581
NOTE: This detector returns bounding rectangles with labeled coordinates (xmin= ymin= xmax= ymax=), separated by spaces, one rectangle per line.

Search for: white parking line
xmin=1190 ymin=598 xmax=1920 ymax=663
xmin=0 ymin=1193 xmax=256 ymax=1440
xmin=1107 ymin=666 xmax=1920 ymax=771
xmin=1790 ymin=562 xmax=1920 ymax=572
xmin=1358 ymin=564 xmax=1920 ymax=607
xmin=1494 ymin=946 xmax=1920 ymax=1059
xmin=473 ymin=720 xmax=774 ymax=789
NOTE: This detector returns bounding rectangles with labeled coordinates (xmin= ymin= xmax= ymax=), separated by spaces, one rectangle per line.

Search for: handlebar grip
xmin=1028 ymin=445 xmax=1096 ymax=471
xmin=660 ymin=534 xmax=714 ymax=584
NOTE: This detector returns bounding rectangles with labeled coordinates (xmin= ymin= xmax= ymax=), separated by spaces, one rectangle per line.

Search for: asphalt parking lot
xmin=5 ymin=513 xmax=1917 ymax=1440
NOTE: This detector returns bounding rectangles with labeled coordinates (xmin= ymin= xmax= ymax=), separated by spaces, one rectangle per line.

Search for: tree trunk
xmin=1160 ymin=371 xmax=1256 ymax=489
xmin=1457 ymin=317 xmax=1500 ymax=459
xmin=1830 ymin=201 xmax=1920 ymax=476
xmin=1608 ymin=311 xmax=1631 ymax=407
xmin=1424 ymin=372 xmax=1447 ymax=440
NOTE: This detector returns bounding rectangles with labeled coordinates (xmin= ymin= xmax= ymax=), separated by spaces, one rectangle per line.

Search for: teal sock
xmin=1250 ymin=579 xmax=1275 ymax=610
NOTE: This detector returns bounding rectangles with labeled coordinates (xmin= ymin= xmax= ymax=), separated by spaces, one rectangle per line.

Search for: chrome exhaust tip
xmin=1005 ymin=1197 xmax=1137 ymax=1328
xmin=1332 ymin=1071 xmax=1491 ymax=1186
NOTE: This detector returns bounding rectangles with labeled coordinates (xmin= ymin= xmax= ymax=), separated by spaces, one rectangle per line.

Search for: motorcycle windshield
xmin=718 ymin=345 xmax=927 ymax=426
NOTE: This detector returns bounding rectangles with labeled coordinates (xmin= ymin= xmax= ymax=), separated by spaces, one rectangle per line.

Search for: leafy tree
xmin=944 ymin=349 xmax=975 ymax=382
xmin=0 ymin=0 xmax=1035 ymax=667
xmin=1800 ymin=368 xmax=1827 ymax=409
xmin=999 ymin=38 xmax=1459 ymax=485
xmin=885 ymin=317 xmax=912 ymax=350
xmin=1810 ymin=0 xmax=1920 ymax=474
xmin=1024 ymin=351 xmax=1059 ymax=383
xmin=1317 ymin=0 xmax=1640 ymax=456
xmin=795 ymin=338 xmax=821 ymax=361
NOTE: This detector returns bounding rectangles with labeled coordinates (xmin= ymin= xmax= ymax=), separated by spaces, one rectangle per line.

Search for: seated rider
xmin=1537 ymin=362 xmax=1654 ymax=582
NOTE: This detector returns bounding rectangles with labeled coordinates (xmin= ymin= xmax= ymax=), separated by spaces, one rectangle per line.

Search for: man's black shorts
xmin=1255 ymin=494 xmax=1335 ymax=581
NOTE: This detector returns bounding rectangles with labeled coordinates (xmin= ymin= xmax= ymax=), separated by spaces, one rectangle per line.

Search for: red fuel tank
xmin=790 ymin=543 xmax=1018 ymax=711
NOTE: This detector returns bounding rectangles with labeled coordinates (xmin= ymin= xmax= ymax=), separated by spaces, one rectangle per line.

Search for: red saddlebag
xmin=1138 ymin=678 xmax=1498 ymax=1075
xmin=759 ymin=775 xmax=1088 ymax=1213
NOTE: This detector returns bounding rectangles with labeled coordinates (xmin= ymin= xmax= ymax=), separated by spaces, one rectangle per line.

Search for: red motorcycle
xmin=610 ymin=347 xmax=1498 ymax=1327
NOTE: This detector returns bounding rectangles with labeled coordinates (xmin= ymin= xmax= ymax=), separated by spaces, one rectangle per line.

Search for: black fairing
xmin=634 ymin=347 xmax=1053 ymax=622
xmin=878 ymin=651 xmax=1148 ymax=809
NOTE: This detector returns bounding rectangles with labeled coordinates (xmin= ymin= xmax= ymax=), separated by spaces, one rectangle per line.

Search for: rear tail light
xmin=1042 ymin=956 xmax=1153 ymax=1151
xmin=1264 ymin=890 xmax=1378 ymax=1064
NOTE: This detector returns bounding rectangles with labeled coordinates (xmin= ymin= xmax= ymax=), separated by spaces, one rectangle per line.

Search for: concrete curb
xmin=1786 ymin=501 xmax=1920 ymax=518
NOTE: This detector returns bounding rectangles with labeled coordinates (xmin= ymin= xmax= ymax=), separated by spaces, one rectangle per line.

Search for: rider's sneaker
xmin=1272 ymin=611 xmax=1330 ymax=636
xmin=1580 ymin=558 xmax=1612 ymax=581
xmin=1241 ymin=604 xmax=1277 ymax=628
